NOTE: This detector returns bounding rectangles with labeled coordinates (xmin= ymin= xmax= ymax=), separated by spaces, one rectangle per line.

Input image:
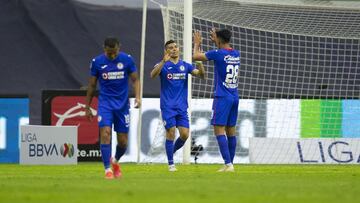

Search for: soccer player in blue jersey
xmin=150 ymin=40 xmax=205 ymax=171
xmin=193 ymin=28 xmax=240 ymax=172
xmin=85 ymin=37 xmax=140 ymax=179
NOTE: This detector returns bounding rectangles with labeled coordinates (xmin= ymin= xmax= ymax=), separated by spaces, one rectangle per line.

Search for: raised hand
xmin=163 ymin=50 xmax=171 ymax=62
xmin=209 ymin=28 xmax=218 ymax=43
xmin=193 ymin=30 xmax=202 ymax=45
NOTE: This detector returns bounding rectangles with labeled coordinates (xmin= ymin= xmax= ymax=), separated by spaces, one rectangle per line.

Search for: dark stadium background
xmin=0 ymin=0 xmax=163 ymax=125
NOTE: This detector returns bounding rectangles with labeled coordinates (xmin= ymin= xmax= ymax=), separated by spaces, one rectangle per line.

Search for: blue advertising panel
xmin=342 ymin=100 xmax=360 ymax=138
xmin=0 ymin=97 xmax=29 ymax=163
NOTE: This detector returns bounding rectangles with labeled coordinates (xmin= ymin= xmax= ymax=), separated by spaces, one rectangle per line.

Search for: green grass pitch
xmin=0 ymin=163 xmax=359 ymax=203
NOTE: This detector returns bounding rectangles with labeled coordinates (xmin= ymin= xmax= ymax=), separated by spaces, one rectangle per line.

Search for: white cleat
xmin=168 ymin=164 xmax=178 ymax=172
xmin=217 ymin=164 xmax=235 ymax=172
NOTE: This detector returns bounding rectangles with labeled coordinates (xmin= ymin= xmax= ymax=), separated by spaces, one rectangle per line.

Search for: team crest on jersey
xmin=167 ymin=73 xmax=173 ymax=80
xmin=180 ymin=65 xmax=185 ymax=71
xmin=117 ymin=62 xmax=124 ymax=70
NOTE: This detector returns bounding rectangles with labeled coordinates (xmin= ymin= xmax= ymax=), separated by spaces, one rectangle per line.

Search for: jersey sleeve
xmin=127 ymin=55 xmax=137 ymax=74
xmin=205 ymin=49 xmax=218 ymax=61
xmin=156 ymin=61 xmax=166 ymax=77
xmin=186 ymin=62 xmax=195 ymax=74
xmin=90 ymin=58 xmax=98 ymax=77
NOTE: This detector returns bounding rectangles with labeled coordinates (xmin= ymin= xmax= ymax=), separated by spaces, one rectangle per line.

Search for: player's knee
xmin=180 ymin=131 xmax=189 ymax=140
xmin=225 ymin=126 xmax=236 ymax=135
xmin=119 ymin=138 xmax=127 ymax=148
xmin=214 ymin=125 xmax=226 ymax=135
xmin=119 ymin=141 xmax=127 ymax=148
xmin=118 ymin=136 xmax=128 ymax=148
xmin=166 ymin=128 xmax=176 ymax=140
xmin=100 ymin=130 xmax=111 ymax=143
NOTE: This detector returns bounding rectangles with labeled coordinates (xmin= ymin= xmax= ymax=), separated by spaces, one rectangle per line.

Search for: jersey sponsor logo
xmin=167 ymin=73 xmax=186 ymax=80
xmin=180 ymin=65 xmax=185 ymax=71
xmin=101 ymin=65 xmax=108 ymax=69
xmin=117 ymin=63 xmax=124 ymax=70
xmin=224 ymin=55 xmax=240 ymax=64
xmin=98 ymin=115 xmax=102 ymax=122
xmin=102 ymin=71 xmax=124 ymax=80
xmin=168 ymin=66 xmax=173 ymax=70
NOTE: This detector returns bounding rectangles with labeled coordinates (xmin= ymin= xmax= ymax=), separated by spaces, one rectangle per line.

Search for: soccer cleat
xmin=168 ymin=164 xmax=178 ymax=172
xmin=111 ymin=157 xmax=122 ymax=178
xmin=104 ymin=169 xmax=114 ymax=179
xmin=217 ymin=164 xmax=235 ymax=172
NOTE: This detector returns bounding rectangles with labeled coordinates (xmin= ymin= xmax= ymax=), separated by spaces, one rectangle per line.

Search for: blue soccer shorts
xmin=211 ymin=96 xmax=239 ymax=126
xmin=98 ymin=106 xmax=130 ymax=133
xmin=161 ymin=108 xmax=189 ymax=130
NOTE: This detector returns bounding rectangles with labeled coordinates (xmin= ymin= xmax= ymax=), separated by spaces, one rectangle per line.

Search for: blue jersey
xmin=159 ymin=60 xmax=194 ymax=110
xmin=205 ymin=48 xmax=240 ymax=97
xmin=90 ymin=52 xmax=137 ymax=109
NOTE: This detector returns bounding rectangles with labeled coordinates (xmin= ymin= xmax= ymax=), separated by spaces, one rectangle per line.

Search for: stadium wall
xmin=0 ymin=0 xmax=163 ymax=125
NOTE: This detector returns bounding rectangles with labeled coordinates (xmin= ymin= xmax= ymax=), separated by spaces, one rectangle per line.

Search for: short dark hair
xmin=216 ymin=29 xmax=231 ymax=43
xmin=164 ymin=40 xmax=176 ymax=48
xmin=104 ymin=37 xmax=120 ymax=48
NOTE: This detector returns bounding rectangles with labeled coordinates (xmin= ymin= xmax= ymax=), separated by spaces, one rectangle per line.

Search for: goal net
xmin=143 ymin=0 xmax=360 ymax=164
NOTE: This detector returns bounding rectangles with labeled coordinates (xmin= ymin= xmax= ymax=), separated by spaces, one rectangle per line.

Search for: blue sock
xmin=227 ymin=136 xmax=237 ymax=163
xmin=216 ymin=135 xmax=231 ymax=164
xmin=100 ymin=144 xmax=111 ymax=169
xmin=173 ymin=137 xmax=186 ymax=154
xmin=115 ymin=145 xmax=127 ymax=161
xmin=165 ymin=139 xmax=174 ymax=165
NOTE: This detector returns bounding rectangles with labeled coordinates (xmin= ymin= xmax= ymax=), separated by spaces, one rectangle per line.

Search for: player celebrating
xmin=193 ymin=28 xmax=240 ymax=172
xmin=85 ymin=37 xmax=140 ymax=179
xmin=151 ymin=40 xmax=205 ymax=171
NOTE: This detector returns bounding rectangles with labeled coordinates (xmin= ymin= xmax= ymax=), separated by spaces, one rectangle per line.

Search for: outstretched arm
xmin=130 ymin=72 xmax=141 ymax=108
xmin=85 ymin=76 xmax=97 ymax=121
xmin=150 ymin=50 xmax=171 ymax=78
xmin=193 ymin=31 xmax=208 ymax=61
